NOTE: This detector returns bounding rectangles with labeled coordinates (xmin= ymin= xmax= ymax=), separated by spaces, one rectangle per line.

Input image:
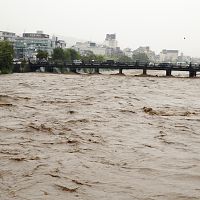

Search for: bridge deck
xmin=20 ymin=62 xmax=200 ymax=77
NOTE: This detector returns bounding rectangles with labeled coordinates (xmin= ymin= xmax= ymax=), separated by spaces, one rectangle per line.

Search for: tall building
xmin=104 ymin=34 xmax=118 ymax=49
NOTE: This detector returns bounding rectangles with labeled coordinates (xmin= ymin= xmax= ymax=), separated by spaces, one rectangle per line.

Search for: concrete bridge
xmin=15 ymin=62 xmax=200 ymax=78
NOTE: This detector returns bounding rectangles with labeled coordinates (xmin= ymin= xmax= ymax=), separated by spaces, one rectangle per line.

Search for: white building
xmin=0 ymin=31 xmax=16 ymax=42
xmin=0 ymin=30 xmax=66 ymax=59
xmin=73 ymin=41 xmax=107 ymax=56
xmin=14 ymin=31 xmax=53 ymax=59
xmin=13 ymin=31 xmax=66 ymax=59
xmin=160 ymin=49 xmax=179 ymax=62
xmin=104 ymin=34 xmax=118 ymax=49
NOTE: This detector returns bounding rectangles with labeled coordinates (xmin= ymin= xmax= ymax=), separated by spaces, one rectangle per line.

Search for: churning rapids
xmin=0 ymin=71 xmax=200 ymax=200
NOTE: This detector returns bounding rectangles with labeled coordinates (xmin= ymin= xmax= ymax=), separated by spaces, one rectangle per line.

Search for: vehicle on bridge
xmin=73 ymin=60 xmax=82 ymax=65
xmin=176 ymin=62 xmax=189 ymax=68
xmin=149 ymin=62 xmax=155 ymax=67
xmin=115 ymin=61 xmax=128 ymax=66
xmin=101 ymin=60 xmax=115 ymax=66
xmin=90 ymin=60 xmax=100 ymax=66
xmin=158 ymin=62 xmax=172 ymax=67
xmin=13 ymin=59 xmax=21 ymax=64
xmin=135 ymin=61 xmax=148 ymax=67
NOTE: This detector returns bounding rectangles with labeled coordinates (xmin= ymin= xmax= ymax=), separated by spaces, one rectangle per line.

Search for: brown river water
xmin=0 ymin=70 xmax=200 ymax=200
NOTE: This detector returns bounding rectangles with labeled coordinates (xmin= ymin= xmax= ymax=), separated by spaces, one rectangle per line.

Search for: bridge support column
xmin=119 ymin=68 xmax=123 ymax=74
xmin=189 ymin=70 xmax=196 ymax=78
xmin=69 ymin=68 xmax=77 ymax=73
xmin=166 ymin=69 xmax=172 ymax=76
xmin=94 ymin=67 xmax=100 ymax=74
xmin=143 ymin=68 xmax=147 ymax=75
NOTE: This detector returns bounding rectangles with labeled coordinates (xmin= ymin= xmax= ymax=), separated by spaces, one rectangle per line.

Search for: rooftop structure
xmin=23 ymin=31 xmax=49 ymax=39
xmin=105 ymin=34 xmax=116 ymax=40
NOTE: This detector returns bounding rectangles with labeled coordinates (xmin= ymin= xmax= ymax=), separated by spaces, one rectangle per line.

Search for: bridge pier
xmin=94 ymin=67 xmax=100 ymax=74
xmin=119 ymin=68 xmax=123 ymax=74
xmin=143 ymin=63 xmax=148 ymax=75
xmin=69 ymin=68 xmax=77 ymax=73
xmin=166 ymin=69 xmax=172 ymax=76
xmin=188 ymin=63 xmax=196 ymax=78
xmin=143 ymin=69 xmax=147 ymax=75
xmin=46 ymin=65 xmax=53 ymax=73
xmin=189 ymin=70 xmax=196 ymax=78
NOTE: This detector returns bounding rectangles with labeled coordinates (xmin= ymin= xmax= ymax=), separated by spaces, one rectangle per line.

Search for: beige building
xmin=160 ymin=49 xmax=179 ymax=62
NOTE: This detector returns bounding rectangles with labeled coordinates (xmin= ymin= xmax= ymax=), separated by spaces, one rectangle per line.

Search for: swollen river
xmin=0 ymin=71 xmax=200 ymax=200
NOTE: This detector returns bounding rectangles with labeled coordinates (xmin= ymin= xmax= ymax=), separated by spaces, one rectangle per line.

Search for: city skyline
xmin=1 ymin=0 xmax=200 ymax=57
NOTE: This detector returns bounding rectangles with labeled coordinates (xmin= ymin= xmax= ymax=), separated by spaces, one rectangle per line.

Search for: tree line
xmin=40 ymin=48 xmax=107 ymax=63
xmin=37 ymin=47 xmax=149 ymax=64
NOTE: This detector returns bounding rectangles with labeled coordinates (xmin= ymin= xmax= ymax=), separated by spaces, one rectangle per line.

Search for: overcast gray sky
xmin=1 ymin=0 xmax=200 ymax=56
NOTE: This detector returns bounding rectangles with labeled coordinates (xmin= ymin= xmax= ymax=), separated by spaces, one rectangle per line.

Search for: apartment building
xmin=7 ymin=30 xmax=66 ymax=59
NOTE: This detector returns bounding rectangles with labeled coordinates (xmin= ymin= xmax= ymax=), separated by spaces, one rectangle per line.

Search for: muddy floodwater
xmin=0 ymin=71 xmax=200 ymax=200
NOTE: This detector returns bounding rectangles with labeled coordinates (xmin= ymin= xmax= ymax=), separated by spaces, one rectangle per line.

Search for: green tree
xmin=0 ymin=41 xmax=14 ymax=74
xmin=132 ymin=53 xmax=149 ymax=62
xmin=36 ymin=50 xmax=48 ymax=60
xmin=81 ymin=51 xmax=105 ymax=63
xmin=68 ymin=48 xmax=80 ymax=61
xmin=81 ymin=53 xmax=96 ymax=63
xmin=117 ymin=55 xmax=132 ymax=63
xmin=52 ymin=48 xmax=65 ymax=61
xmin=95 ymin=55 xmax=105 ymax=62
xmin=63 ymin=48 xmax=81 ymax=63
xmin=63 ymin=49 xmax=72 ymax=62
